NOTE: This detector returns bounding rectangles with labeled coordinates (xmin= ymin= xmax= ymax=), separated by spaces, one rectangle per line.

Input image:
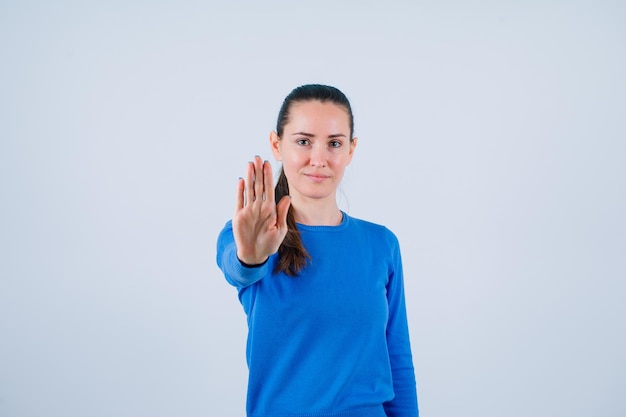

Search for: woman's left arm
xmin=383 ymin=232 xmax=419 ymax=417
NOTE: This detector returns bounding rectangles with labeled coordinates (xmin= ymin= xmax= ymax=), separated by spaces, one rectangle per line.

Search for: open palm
xmin=232 ymin=156 xmax=290 ymax=265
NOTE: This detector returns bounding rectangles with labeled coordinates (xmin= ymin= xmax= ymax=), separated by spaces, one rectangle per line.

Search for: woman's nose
xmin=309 ymin=144 xmax=327 ymax=167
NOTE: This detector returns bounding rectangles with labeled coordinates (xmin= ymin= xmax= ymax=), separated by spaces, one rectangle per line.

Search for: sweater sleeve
xmin=383 ymin=231 xmax=419 ymax=417
xmin=216 ymin=220 xmax=269 ymax=288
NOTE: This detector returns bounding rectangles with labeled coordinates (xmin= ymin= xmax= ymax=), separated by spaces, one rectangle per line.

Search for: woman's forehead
xmin=285 ymin=101 xmax=351 ymax=132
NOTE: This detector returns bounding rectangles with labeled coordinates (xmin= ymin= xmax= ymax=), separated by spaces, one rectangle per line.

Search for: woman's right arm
xmin=216 ymin=156 xmax=290 ymax=288
xmin=216 ymin=221 xmax=270 ymax=288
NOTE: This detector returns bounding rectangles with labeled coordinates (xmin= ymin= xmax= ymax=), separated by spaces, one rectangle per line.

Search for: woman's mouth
xmin=304 ymin=173 xmax=330 ymax=183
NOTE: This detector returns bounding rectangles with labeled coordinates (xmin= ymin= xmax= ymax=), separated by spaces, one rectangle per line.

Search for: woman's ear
xmin=269 ymin=131 xmax=282 ymax=161
xmin=348 ymin=137 xmax=358 ymax=162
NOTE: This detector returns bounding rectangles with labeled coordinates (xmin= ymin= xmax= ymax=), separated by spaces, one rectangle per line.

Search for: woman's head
xmin=271 ymin=84 xmax=357 ymax=203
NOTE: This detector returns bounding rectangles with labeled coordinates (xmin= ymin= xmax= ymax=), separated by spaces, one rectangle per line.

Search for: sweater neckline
xmin=295 ymin=211 xmax=349 ymax=232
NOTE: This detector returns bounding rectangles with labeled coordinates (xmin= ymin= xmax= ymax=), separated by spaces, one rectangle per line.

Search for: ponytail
xmin=274 ymin=168 xmax=310 ymax=276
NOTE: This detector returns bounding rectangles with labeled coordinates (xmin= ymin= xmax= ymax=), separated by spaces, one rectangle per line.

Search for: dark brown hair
xmin=273 ymin=84 xmax=355 ymax=276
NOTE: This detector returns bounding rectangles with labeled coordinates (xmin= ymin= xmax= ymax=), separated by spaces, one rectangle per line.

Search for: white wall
xmin=1 ymin=1 xmax=624 ymax=416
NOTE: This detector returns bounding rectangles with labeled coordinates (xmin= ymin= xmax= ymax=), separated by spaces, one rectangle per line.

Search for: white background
xmin=1 ymin=1 xmax=625 ymax=416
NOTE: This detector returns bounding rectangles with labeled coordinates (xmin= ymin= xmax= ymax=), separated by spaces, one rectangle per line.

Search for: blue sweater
xmin=216 ymin=213 xmax=418 ymax=417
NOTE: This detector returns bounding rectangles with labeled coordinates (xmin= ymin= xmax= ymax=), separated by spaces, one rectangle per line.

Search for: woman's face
xmin=270 ymin=100 xmax=357 ymax=204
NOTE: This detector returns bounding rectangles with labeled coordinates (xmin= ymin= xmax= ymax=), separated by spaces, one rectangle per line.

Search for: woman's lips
xmin=304 ymin=173 xmax=330 ymax=183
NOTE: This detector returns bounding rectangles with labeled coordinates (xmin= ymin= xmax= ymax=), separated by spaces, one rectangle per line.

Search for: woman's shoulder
xmin=346 ymin=213 xmax=385 ymax=229
xmin=345 ymin=213 xmax=399 ymax=241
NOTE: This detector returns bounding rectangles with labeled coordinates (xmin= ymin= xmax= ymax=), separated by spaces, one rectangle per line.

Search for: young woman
xmin=216 ymin=84 xmax=418 ymax=417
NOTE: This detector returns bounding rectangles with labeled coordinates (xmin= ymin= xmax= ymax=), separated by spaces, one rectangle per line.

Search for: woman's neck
xmin=291 ymin=198 xmax=343 ymax=226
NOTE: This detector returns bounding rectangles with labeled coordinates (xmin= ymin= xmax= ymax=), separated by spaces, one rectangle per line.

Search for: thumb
xmin=276 ymin=195 xmax=291 ymax=231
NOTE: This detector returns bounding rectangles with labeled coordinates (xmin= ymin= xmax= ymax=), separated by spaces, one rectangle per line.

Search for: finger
xmin=263 ymin=160 xmax=275 ymax=203
xmin=245 ymin=161 xmax=254 ymax=205
xmin=253 ymin=155 xmax=264 ymax=203
xmin=276 ymin=195 xmax=291 ymax=231
xmin=235 ymin=177 xmax=244 ymax=211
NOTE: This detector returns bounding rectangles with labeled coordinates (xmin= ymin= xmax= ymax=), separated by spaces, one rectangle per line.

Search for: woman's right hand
xmin=232 ymin=156 xmax=291 ymax=265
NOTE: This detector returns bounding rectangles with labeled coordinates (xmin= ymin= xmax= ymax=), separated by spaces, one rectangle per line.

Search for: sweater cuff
xmin=238 ymin=256 xmax=269 ymax=268
xmin=224 ymin=244 xmax=269 ymax=287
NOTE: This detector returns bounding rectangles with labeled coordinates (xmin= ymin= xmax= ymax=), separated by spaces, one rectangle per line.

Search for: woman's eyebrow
xmin=290 ymin=132 xmax=347 ymax=138
xmin=291 ymin=132 xmax=315 ymax=137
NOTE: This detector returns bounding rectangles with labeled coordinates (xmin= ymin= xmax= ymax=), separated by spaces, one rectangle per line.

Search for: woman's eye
xmin=297 ymin=139 xmax=310 ymax=146
xmin=329 ymin=140 xmax=342 ymax=148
